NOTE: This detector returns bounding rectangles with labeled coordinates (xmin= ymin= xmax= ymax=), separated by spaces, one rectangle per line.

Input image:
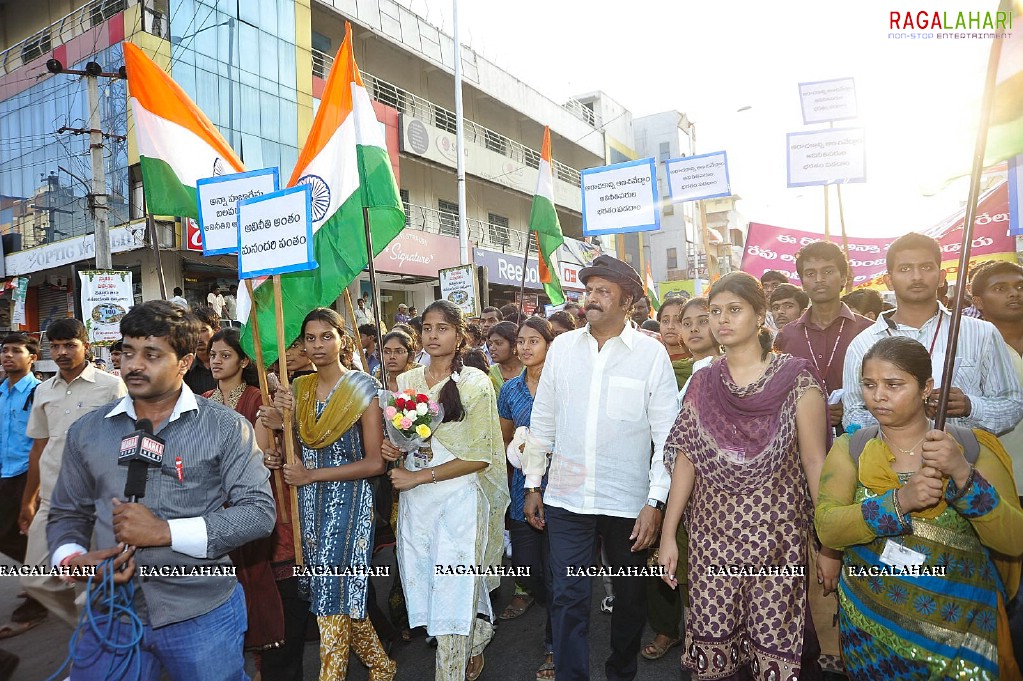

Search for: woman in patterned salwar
xmin=381 ymin=300 xmax=510 ymax=681
xmin=657 ymin=272 xmax=839 ymax=680
xmin=816 ymin=336 xmax=1023 ymax=680
xmin=271 ymin=308 xmax=396 ymax=681
xmin=203 ymin=328 xmax=286 ymax=662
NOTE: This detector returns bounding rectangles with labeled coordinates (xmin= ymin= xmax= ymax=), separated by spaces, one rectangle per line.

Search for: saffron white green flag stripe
xmin=239 ymin=23 xmax=405 ymax=365
xmin=529 ymin=127 xmax=566 ymax=306
xmin=124 ymin=43 xmax=244 ymax=219
xmin=985 ymin=0 xmax=1023 ymax=165
xmin=645 ymin=262 xmax=660 ymax=312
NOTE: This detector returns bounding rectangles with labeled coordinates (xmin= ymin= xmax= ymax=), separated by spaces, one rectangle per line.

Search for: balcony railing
xmin=404 ymin=201 xmax=533 ymax=254
xmin=0 ymin=0 xmax=136 ymax=76
xmin=562 ymin=97 xmax=602 ymax=128
xmin=312 ymin=49 xmax=582 ymax=189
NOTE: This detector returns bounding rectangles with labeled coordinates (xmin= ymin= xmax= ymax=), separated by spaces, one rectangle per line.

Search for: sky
xmin=413 ymin=0 xmax=1002 ymax=238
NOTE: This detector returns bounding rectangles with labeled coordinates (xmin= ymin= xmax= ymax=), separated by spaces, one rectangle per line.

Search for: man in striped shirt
xmin=842 ymin=232 xmax=1023 ymax=434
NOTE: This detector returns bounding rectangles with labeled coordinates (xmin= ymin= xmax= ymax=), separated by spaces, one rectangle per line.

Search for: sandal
xmin=499 ymin=594 xmax=534 ymax=620
xmin=465 ymin=653 xmax=485 ymax=680
xmin=640 ymin=634 xmax=682 ymax=660
xmin=0 ymin=617 xmax=44 ymax=640
xmin=535 ymin=652 xmax=555 ymax=680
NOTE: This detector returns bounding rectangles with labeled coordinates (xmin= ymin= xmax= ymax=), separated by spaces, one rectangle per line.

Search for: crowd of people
xmin=0 ymin=231 xmax=1021 ymax=680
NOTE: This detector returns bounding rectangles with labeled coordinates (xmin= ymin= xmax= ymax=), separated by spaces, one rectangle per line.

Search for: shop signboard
xmin=373 ymin=229 xmax=463 ymax=277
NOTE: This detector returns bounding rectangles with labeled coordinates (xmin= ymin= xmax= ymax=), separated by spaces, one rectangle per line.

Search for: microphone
xmin=119 ymin=419 xmax=165 ymax=502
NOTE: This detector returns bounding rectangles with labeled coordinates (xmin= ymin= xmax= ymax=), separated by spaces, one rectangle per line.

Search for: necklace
xmin=881 ymin=428 xmax=926 ymax=456
xmin=426 ymin=366 xmax=450 ymax=385
xmin=803 ymin=318 xmax=846 ymax=392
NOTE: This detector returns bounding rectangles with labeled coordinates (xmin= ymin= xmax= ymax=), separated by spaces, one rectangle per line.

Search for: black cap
xmin=579 ymin=255 xmax=644 ymax=294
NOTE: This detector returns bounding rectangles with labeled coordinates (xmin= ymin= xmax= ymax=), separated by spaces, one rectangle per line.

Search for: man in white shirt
xmin=206 ymin=286 xmax=225 ymax=318
xmin=354 ymin=297 xmax=371 ymax=327
xmin=842 ymin=232 xmax=1023 ymax=434
xmin=522 ymin=255 xmax=678 ymax=681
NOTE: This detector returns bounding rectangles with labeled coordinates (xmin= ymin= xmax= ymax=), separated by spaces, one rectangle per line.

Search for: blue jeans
xmin=71 ymin=583 xmax=249 ymax=681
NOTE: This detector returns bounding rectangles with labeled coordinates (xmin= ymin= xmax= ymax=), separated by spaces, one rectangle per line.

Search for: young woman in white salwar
xmin=381 ymin=300 xmax=509 ymax=681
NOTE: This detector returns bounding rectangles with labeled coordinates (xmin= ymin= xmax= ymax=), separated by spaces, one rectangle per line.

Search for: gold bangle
xmin=430 ymin=469 xmax=437 ymax=484
xmin=525 ymin=487 xmax=543 ymax=495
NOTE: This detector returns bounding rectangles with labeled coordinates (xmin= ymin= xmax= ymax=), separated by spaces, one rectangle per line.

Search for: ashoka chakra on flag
xmin=297 ymin=174 xmax=331 ymax=222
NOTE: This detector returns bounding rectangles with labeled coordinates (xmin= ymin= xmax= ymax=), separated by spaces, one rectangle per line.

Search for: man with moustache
xmin=522 ymin=254 xmax=678 ymax=681
xmin=47 ymin=301 xmax=275 ymax=679
xmin=18 ymin=319 xmax=126 ymax=626
xmin=769 ymin=284 xmax=809 ymax=329
xmin=843 ymin=232 xmax=1023 ymax=434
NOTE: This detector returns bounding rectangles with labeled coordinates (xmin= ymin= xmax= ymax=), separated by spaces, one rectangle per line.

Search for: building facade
xmin=1 ymin=0 xmax=617 ymax=342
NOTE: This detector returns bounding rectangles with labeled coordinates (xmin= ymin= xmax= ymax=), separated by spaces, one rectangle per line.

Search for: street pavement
xmin=2 ymin=548 xmax=689 ymax=680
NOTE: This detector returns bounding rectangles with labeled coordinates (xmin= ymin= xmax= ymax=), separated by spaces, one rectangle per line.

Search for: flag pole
xmin=363 ymin=207 xmax=387 ymax=390
xmin=343 ymin=288 xmax=372 ymax=375
xmin=272 ymin=274 xmax=303 ymax=563
xmin=243 ymin=279 xmax=289 ymax=531
xmin=517 ymin=230 xmax=533 ymax=322
xmin=935 ymin=23 xmax=1006 ymax=430
xmin=837 ymin=183 xmax=852 ymax=292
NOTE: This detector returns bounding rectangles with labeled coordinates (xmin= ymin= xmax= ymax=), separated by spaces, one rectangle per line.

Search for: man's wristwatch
xmin=646 ymin=498 xmax=665 ymax=512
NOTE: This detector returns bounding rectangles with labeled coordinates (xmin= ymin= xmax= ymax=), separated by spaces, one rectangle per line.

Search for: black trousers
xmin=0 ymin=475 xmax=26 ymax=564
xmin=546 ymin=505 xmax=647 ymax=681
xmin=260 ymin=577 xmax=309 ymax=681
xmin=508 ymin=518 xmax=553 ymax=650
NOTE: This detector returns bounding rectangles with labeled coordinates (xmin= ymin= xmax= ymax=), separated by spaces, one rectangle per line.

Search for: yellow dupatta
xmin=857 ymin=429 xmax=1021 ymax=597
xmin=294 ymin=371 xmax=378 ymax=449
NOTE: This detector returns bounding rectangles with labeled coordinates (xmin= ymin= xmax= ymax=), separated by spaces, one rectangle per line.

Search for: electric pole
xmin=47 ymin=58 xmax=125 ymax=269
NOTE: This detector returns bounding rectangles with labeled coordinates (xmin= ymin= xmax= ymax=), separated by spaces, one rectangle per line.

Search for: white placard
xmin=665 ymin=151 xmax=731 ymax=203
xmin=786 ymin=128 xmax=867 ymax=187
xmin=581 ymin=158 xmax=660 ymax=236
xmin=798 ymin=77 xmax=858 ymax=125
xmin=197 ymin=168 xmax=279 ymax=255
xmin=79 ymin=270 xmax=133 ymax=346
xmin=237 ymin=185 xmax=317 ymax=279
xmin=438 ymin=264 xmax=479 ymax=317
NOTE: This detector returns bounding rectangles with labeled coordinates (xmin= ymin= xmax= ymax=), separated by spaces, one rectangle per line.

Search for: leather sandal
xmin=640 ymin=634 xmax=682 ymax=660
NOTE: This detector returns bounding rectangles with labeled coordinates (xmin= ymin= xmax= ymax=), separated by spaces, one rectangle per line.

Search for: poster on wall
xmin=12 ymin=277 xmax=29 ymax=326
xmin=78 ymin=270 xmax=133 ymax=345
xmin=439 ymin=264 xmax=479 ymax=317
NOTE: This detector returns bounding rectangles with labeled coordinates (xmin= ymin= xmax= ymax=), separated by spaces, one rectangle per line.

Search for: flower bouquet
xmin=382 ymin=389 xmax=443 ymax=469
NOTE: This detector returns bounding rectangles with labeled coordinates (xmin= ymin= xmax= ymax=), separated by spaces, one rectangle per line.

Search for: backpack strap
xmin=848 ymin=425 xmax=880 ymax=464
xmin=847 ymin=422 xmax=980 ymax=464
xmin=22 ymin=383 xmax=38 ymax=412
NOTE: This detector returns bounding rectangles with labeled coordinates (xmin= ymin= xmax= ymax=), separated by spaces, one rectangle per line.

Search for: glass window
xmin=259 ymin=0 xmax=278 ymax=34
xmin=277 ymin=39 xmax=296 ymax=89
xmin=259 ymin=30 xmax=278 ymax=82
xmin=667 ymin=248 xmax=678 ymax=270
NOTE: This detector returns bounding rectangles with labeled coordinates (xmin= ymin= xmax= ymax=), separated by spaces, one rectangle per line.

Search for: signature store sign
xmin=373 ymin=229 xmax=463 ymax=277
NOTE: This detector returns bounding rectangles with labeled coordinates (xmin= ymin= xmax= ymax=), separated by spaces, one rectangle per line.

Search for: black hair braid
xmin=439 ymin=344 xmax=466 ymax=423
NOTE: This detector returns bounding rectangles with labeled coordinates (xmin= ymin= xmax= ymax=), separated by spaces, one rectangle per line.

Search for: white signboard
xmin=798 ymin=77 xmax=858 ymax=125
xmin=581 ymin=158 xmax=660 ymax=237
xmin=4 ymin=224 xmax=145 ymax=277
xmin=665 ymin=151 xmax=731 ymax=203
xmin=79 ymin=270 xmax=133 ymax=346
xmin=237 ymin=185 xmax=317 ymax=279
xmin=438 ymin=264 xmax=480 ymax=317
xmin=197 ymin=168 xmax=279 ymax=256
xmin=786 ymin=128 xmax=867 ymax=187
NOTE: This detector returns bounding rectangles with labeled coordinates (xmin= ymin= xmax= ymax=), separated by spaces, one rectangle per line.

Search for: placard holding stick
xmin=237 ymin=185 xmax=317 ymax=565
xmin=243 ymin=279 xmax=290 ymax=533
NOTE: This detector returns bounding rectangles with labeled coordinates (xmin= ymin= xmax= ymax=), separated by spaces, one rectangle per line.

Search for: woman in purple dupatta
xmin=657 ymin=272 xmax=840 ymax=681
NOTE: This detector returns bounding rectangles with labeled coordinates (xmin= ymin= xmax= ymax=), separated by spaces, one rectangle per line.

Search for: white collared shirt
xmin=523 ymin=322 xmax=678 ymax=518
xmin=842 ymin=303 xmax=1023 ymax=435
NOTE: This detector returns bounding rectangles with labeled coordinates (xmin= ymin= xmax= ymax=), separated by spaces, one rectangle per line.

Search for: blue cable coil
xmin=45 ymin=556 xmax=144 ymax=681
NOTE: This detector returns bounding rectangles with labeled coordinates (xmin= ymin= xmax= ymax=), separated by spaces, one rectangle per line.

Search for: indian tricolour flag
xmin=645 ymin=261 xmax=660 ymax=312
xmin=985 ymin=0 xmax=1023 ymax=165
xmin=239 ymin=23 xmax=405 ymax=365
xmin=124 ymin=43 xmax=243 ymax=219
xmin=529 ymin=127 xmax=565 ymax=306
